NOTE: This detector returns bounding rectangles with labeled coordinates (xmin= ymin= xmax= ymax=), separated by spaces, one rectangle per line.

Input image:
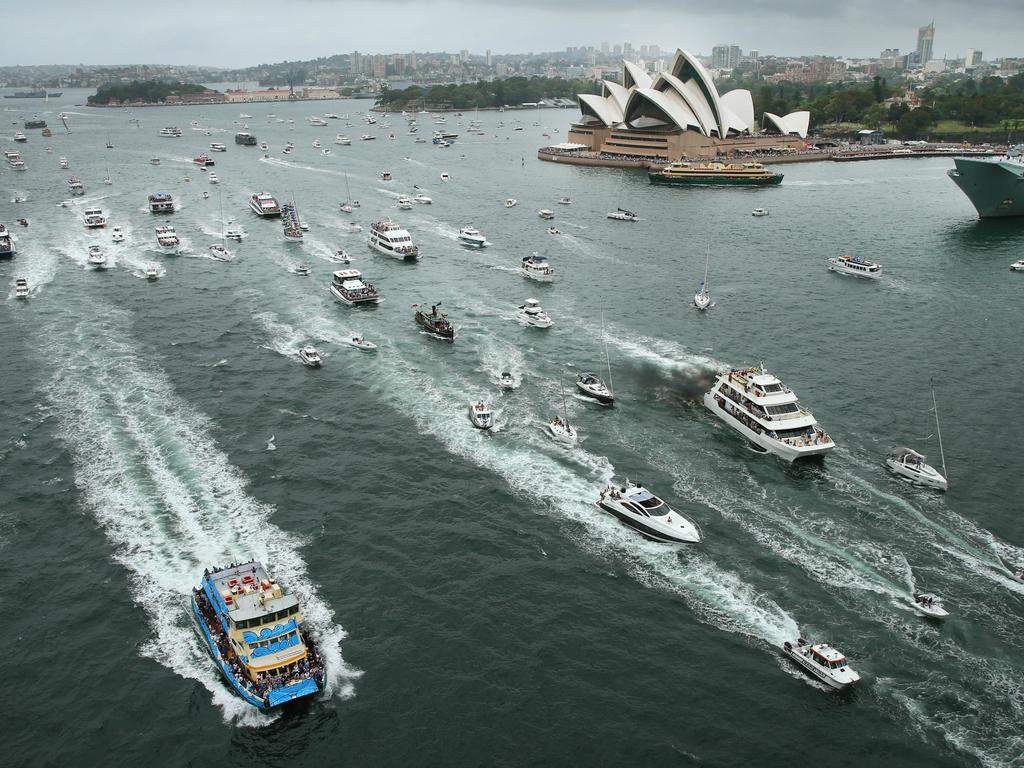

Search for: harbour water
xmin=3 ymin=91 xmax=1023 ymax=767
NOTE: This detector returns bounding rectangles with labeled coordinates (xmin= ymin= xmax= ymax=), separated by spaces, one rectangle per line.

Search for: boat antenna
xmin=931 ymin=379 xmax=948 ymax=482
xmin=602 ymin=311 xmax=613 ymax=394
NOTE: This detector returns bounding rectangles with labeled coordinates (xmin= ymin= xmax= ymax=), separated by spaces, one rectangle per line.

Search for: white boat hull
xmin=703 ymin=393 xmax=834 ymax=461
xmin=885 ymin=459 xmax=947 ymax=490
xmin=827 ymin=262 xmax=882 ymax=279
xmin=694 ymin=292 xmax=710 ymax=310
xmin=782 ymin=644 xmax=857 ymax=690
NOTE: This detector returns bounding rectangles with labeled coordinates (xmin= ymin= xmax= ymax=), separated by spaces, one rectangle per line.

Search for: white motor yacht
xmin=209 ymin=244 xmax=231 ymax=261
xmin=782 ymin=638 xmax=860 ymax=690
xmin=458 ymin=226 xmax=487 ymax=247
xmin=330 ymin=269 xmax=381 ymax=305
xmin=557 ymin=197 xmax=572 ymax=205
xmin=155 ymin=225 xmax=181 ymax=254
xmin=412 ymin=194 xmax=432 ymax=204
xmin=397 ymin=196 xmax=413 ymax=211
xmin=538 ymin=209 xmax=554 ymax=220
xmin=498 ymin=371 xmax=516 ymax=389
xmin=145 ymin=264 xmax=159 ymax=281
xmin=576 ymin=372 xmax=614 ymax=405
xmin=88 ymin=245 xmax=107 ymax=269
xmin=344 ymin=335 xmax=378 ymax=351
xmin=827 ymin=255 xmax=882 ymax=279
xmin=368 ymin=219 xmax=419 ymax=261
xmin=335 ymin=136 xmax=351 ymax=145
xmin=607 ymin=208 xmax=639 ymax=222
xmin=59 ymin=156 xmax=69 ymax=169
xmin=703 ymin=365 xmax=835 ymax=462
xmin=885 ymin=447 xmax=947 ymax=490
xmin=360 ymin=134 xmax=375 ymax=141
xmin=1010 ymin=258 xmax=1024 ymax=271
xmin=294 ymin=264 xmax=311 ymax=276
xmin=519 ymin=298 xmax=552 ymax=327
xmin=597 ymin=482 xmax=702 ymax=543
xmin=14 ymin=278 xmax=29 ymax=298
xmin=83 ymin=207 xmax=107 ymax=229
xmin=468 ymin=400 xmax=494 ymax=430
xmin=299 ymin=346 xmax=322 ymax=367
xmin=520 ymin=253 xmax=554 ymax=282
xmin=440 ymin=172 xmax=451 ymax=181
xmin=208 ymin=172 xmax=219 ymax=184
xmin=752 ymin=207 xmax=770 ymax=217
xmin=111 ymin=226 xmax=125 ymax=243
xmin=381 ymin=171 xmax=392 ymax=181
xmin=913 ymin=592 xmax=949 ymax=619
xmin=505 ymin=198 xmax=518 ymax=208
xmin=312 ymin=139 xmax=322 ymax=148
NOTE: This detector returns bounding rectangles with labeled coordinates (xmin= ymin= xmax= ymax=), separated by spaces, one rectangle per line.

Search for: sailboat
xmin=694 ymin=245 xmax=711 ymax=310
xmin=209 ymin=185 xmax=232 ymax=261
xmin=339 ymin=173 xmax=356 ymax=213
xmin=547 ymin=380 xmax=578 ymax=444
xmin=576 ymin=313 xmax=615 ymax=405
xmin=103 ymin=165 xmax=112 ymax=185
xmin=885 ymin=380 xmax=948 ymax=491
xmin=282 ymin=196 xmax=304 ymax=242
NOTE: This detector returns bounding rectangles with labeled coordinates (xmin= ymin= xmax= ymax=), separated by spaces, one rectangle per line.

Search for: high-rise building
xmin=649 ymin=44 xmax=660 ymax=59
xmin=639 ymin=44 xmax=649 ymax=59
xmin=601 ymin=41 xmax=610 ymax=56
xmin=965 ymin=48 xmax=983 ymax=66
xmin=409 ymin=51 xmax=418 ymax=70
xmin=712 ymin=44 xmax=741 ymax=70
xmin=371 ymin=54 xmax=386 ymax=79
xmin=460 ymin=49 xmax=470 ymax=63
xmin=613 ymin=43 xmax=622 ymax=56
xmin=485 ymin=49 xmax=492 ymax=67
xmin=879 ymin=48 xmax=903 ymax=69
xmin=623 ymin=42 xmax=633 ymax=60
xmin=916 ymin=22 xmax=935 ymax=65
xmin=350 ymin=51 xmax=363 ymax=74
xmin=748 ymin=49 xmax=759 ymax=62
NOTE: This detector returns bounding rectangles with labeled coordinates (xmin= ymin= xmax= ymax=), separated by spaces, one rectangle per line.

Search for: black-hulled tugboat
xmin=191 ymin=560 xmax=325 ymax=711
xmin=414 ymin=302 xmax=455 ymax=340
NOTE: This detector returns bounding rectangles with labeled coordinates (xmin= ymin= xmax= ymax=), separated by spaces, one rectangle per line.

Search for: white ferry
xmin=782 ymin=638 xmax=860 ymax=690
xmin=158 ymin=126 xmax=183 ymax=137
xmin=703 ymin=365 xmax=835 ymax=461
xmin=249 ymin=192 xmax=282 ymax=217
xmin=335 ymin=135 xmax=352 ymax=145
xmin=597 ymin=482 xmax=702 ymax=544
xmin=827 ymin=255 xmax=882 ymax=279
xmin=83 ymin=206 xmax=107 ymax=229
xmin=209 ymin=142 xmax=227 ymax=152
xmin=330 ymin=269 xmax=382 ymax=305
xmin=368 ymin=220 xmax=419 ymax=261
xmin=148 ymin=192 xmax=175 ymax=213
xmin=0 ymin=224 xmax=17 ymax=258
xmin=68 ymin=177 xmax=85 ymax=196
xmin=155 ymin=225 xmax=180 ymax=254
xmin=520 ymin=253 xmax=554 ymax=282
xmin=191 ymin=560 xmax=324 ymax=711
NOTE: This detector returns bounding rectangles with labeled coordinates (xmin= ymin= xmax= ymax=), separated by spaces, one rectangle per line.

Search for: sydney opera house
xmin=560 ymin=48 xmax=810 ymax=162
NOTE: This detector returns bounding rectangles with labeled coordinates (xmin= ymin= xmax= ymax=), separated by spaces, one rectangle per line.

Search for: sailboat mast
xmin=931 ymin=381 xmax=948 ymax=481
xmin=602 ymin=312 xmax=613 ymax=393
xmin=218 ymin=185 xmax=225 ymax=241
xmin=703 ymin=244 xmax=710 ymax=292
xmin=560 ymin=380 xmax=569 ymax=426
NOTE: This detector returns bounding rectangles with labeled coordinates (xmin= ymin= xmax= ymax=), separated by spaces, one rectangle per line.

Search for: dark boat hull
xmin=649 ymin=172 xmax=783 ymax=187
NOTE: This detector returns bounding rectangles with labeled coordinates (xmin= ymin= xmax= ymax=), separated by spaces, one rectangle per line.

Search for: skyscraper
xmin=601 ymin=41 xmax=610 ymax=56
xmin=485 ymin=49 xmax=492 ymax=67
xmin=916 ymin=22 xmax=935 ymax=65
xmin=712 ymin=44 xmax=741 ymax=70
xmin=965 ymin=48 xmax=983 ymax=66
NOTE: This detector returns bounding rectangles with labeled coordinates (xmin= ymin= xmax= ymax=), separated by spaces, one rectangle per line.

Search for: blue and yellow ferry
xmin=191 ymin=560 xmax=324 ymax=710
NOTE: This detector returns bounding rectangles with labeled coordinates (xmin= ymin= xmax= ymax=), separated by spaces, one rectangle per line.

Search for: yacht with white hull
xmin=519 ymin=298 xmax=552 ymax=327
xmin=330 ymin=269 xmax=381 ymax=305
xmin=703 ymin=365 xmax=835 ymax=461
xmin=458 ymin=226 xmax=487 ymax=247
xmin=597 ymin=482 xmax=702 ymax=543
xmin=782 ymin=638 xmax=860 ymax=690
xmin=368 ymin=220 xmax=419 ymax=261
xmin=469 ymin=400 xmax=494 ymax=430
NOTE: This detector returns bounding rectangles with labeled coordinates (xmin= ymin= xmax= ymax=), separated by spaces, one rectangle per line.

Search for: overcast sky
xmin=5 ymin=0 xmax=1020 ymax=68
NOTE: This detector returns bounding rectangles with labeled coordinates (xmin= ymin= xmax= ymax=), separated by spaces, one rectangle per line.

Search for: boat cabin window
xmin=760 ymin=383 xmax=783 ymax=393
xmin=635 ymin=496 xmax=663 ymax=511
xmin=765 ymin=403 xmax=799 ymax=416
xmin=623 ymin=502 xmax=649 ymax=517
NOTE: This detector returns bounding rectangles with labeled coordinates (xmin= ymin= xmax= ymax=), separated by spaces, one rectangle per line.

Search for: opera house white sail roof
xmin=575 ymin=48 xmax=810 ymax=140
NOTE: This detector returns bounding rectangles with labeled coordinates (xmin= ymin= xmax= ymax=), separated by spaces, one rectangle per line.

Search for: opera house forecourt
xmin=540 ymin=48 xmax=810 ymax=167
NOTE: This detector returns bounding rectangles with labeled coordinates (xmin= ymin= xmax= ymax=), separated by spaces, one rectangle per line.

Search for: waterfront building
xmin=563 ymin=48 xmax=808 ymax=162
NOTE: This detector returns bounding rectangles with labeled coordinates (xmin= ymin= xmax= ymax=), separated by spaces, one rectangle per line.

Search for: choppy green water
xmin=2 ymin=91 xmax=1023 ymax=767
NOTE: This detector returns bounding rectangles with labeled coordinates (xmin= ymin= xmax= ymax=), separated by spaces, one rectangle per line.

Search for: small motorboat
xmin=458 ymin=226 xmax=487 ymax=248
xmin=209 ymin=244 xmax=232 ymax=261
xmin=547 ymin=227 xmax=561 ymax=235
xmin=576 ymin=372 xmax=613 ymax=405
xmin=468 ymin=400 xmax=494 ymax=430
xmin=208 ymin=172 xmax=219 ymax=184
xmin=225 ymin=227 xmax=245 ymax=241
xmin=519 ymin=298 xmax=553 ymax=328
xmin=11 ymin=195 xmax=26 ymax=203
xmin=145 ymin=264 xmax=160 ymax=281
xmin=111 ymin=226 xmax=125 ymax=243
xmin=886 ymin=447 xmax=947 ymax=491
xmin=498 ymin=371 xmax=516 ymax=389
xmin=1010 ymin=258 xmax=1024 ymax=272
xmin=440 ymin=172 xmax=451 ymax=181
xmin=913 ymin=592 xmax=949 ymax=619
xmin=557 ymin=197 xmax=572 ymax=205
xmin=381 ymin=171 xmax=392 ymax=181
xmin=17 ymin=218 xmax=28 ymax=227
xmin=88 ymin=245 xmax=107 ymax=269
xmin=397 ymin=196 xmax=413 ymax=211
xmin=752 ymin=207 xmax=770 ymax=217
xmin=299 ymin=345 xmax=322 ymax=367
xmin=332 ymin=249 xmax=353 ymax=264
xmin=150 ymin=157 xmax=160 ymax=165
xmin=344 ymin=335 xmax=378 ymax=351
xmin=597 ymin=482 xmax=701 ymax=543
xmin=538 ymin=209 xmax=554 ymax=220
xmin=505 ymin=198 xmax=517 ymax=208
xmin=782 ymin=638 xmax=861 ymax=690
xmin=607 ymin=208 xmax=639 ymax=222
xmin=14 ymin=278 xmax=29 ymax=299
xmin=294 ymin=263 xmax=311 ymax=276
xmin=412 ymin=194 xmax=432 ymax=204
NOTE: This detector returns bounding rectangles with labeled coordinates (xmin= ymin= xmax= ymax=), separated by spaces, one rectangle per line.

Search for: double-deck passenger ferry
xmin=368 ymin=220 xmax=419 ymax=261
xmin=703 ymin=365 xmax=834 ymax=461
xmin=191 ymin=560 xmax=325 ymax=711
xmin=249 ymin=192 xmax=282 ymax=217
xmin=649 ymin=161 xmax=783 ymax=187
xmin=148 ymin=193 xmax=175 ymax=213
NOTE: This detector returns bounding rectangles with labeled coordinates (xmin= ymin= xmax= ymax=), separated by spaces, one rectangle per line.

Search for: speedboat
xmin=827 ymin=255 xmax=882 ymax=279
xmin=782 ymin=638 xmax=860 ymax=690
xmin=312 ymin=139 xmax=322 ymax=148
xmin=88 ymin=245 xmax=107 ymax=269
xmin=913 ymin=592 xmax=949 ymax=619
xmin=203 ymin=191 xmax=210 ymax=199
xmin=1010 ymin=258 xmax=1024 ymax=271
xmin=519 ymin=298 xmax=552 ymax=327
xmin=360 ymin=134 xmax=375 ymax=141
xmin=547 ymin=227 xmax=561 ymax=235
xmin=145 ymin=264 xmax=159 ymax=281
xmin=458 ymin=226 xmax=487 ymax=247
xmin=299 ymin=346 xmax=322 ymax=367
xmin=381 ymin=171 xmax=392 ymax=181
xmin=505 ymin=198 xmax=517 ymax=208
xmin=397 ymin=196 xmax=413 ymax=211
xmin=412 ymin=194 xmax=432 ymax=204
xmin=330 ymin=269 xmax=381 ymax=305
xmin=14 ymin=278 xmax=29 ymax=298
xmin=538 ymin=209 xmax=554 ymax=220
xmin=557 ymin=197 xmax=572 ymax=205
xmin=885 ymin=447 xmax=947 ymax=490
xmin=703 ymin=365 xmax=835 ymax=462
xmin=150 ymin=157 xmax=161 ymax=165
xmin=597 ymin=482 xmax=702 ymax=543
xmin=520 ymin=253 xmax=554 ymax=282
xmin=440 ymin=172 xmax=451 ymax=181
xmin=332 ymin=250 xmax=353 ymax=264
xmin=547 ymin=416 xmax=578 ymax=445
xmin=752 ymin=207 xmax=769 ymax=217
xmin=209 ymin=244 xmax=232 ymax=261
xmin=294 ymin=264 xmax=311 ymax=276
xmin=468 ymin=400 xmax=494 ymax=430
xmin=576 ymin=372 xmax=614 ymax=405
xmin=111 ymin=226 xmax=125 ymax=243
xmin=499 ymin=371 xmax=516 ymax=389
xmin=190 ymin=560 xmax=324 ymax=711
xmin=607 ymin=208 xmax=639 ymax=222
xmin=344 ymin=335 xmax=378 ymax=351
xmin=414 ymin=303 xmax=455 ymax=340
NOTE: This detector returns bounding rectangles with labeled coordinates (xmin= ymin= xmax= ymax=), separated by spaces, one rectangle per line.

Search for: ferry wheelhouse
xmin=330 ymin=269 xmax=381 ymax=305
xmin=703 ymin=365 xmax=834 ymax=461
xmin=827 ymin=255 xmax=882 ymax=279
xmin=649 ymin=161 xmax=783 ymax=187
xmin=249 ymin=192 xmax=282 ymax=217
xmin=368 ymin=220 xmax=419 ymax=261
xmin=149 ymin=193 xmax=174 ymax=213
xmin=191 ymin=560 xmax=324 ymax=711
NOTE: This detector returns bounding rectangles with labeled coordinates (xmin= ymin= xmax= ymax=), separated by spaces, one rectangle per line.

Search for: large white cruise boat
xmin=249 ymin=192 xmax=282 ymax=217
xmin=703 ymin=365 xmax=835 ymax=461
xmin=329 ymin=269 xmax=381 ymax=305
xmin=155 ymin=225 xmax=181 ymax=254
xmin=83 ymin=207 xmax=107 ymax=229
xmin=368 ymin=219 xmax=419 ymax=261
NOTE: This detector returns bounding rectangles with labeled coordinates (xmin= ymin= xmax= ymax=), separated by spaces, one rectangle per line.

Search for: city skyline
xmin=2 ymin=0 xmax=1020 ymax=68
